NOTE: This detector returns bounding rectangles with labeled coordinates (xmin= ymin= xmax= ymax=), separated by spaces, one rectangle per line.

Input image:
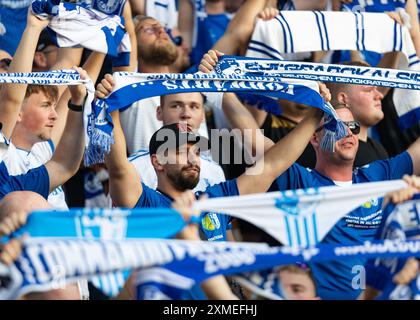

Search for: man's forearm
xmin=0 ymin=24 xmax=45 ymax=137
xmin=262 ymin=108 xmax=323 ymax=178
xmin=222 ymin=93 xmax=274 ymax=156
xmin=47 ymin=108 xmax=84 ymax=192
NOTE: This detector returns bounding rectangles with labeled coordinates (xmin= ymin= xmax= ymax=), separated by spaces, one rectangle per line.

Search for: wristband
xmin=67 ymin=100 xmax=84 ymax=112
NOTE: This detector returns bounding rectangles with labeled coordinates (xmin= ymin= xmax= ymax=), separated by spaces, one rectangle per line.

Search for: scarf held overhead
xmin=247 ymin=10 xmax=420 ymax=130
xmin=31 ymin=0 xmax=131 ymax=66
xmin=1 ymin=237 xmax=419 ymax=300
xmin=193 ymin=179 xmax=408 ymax=248
xmin=84 ymin=57 xmax=348 ymax=165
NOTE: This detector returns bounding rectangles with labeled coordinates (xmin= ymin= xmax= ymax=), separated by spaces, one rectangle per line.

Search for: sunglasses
xmin=316 ymin=120 xmax=361 ymax=135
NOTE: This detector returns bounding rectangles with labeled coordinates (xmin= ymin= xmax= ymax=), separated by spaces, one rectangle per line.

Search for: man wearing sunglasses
xmin=326 ymin=61 xmax=389 ymax=168
xmin=199 ymin=49 xmax=420 ymax=300
xmin=271 ymin=104 xmax=419 ymax=300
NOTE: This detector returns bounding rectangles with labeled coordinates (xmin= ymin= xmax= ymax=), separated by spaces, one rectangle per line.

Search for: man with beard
xmin=96 ymin=77 xmax=325 ymax=242
xmin=119 ymin=15 xmax=208 ymax=155
xmin=127 ymin=91 xmax=226 ymax=192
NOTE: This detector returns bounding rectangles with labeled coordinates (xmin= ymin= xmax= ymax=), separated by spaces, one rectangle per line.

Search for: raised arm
xmin=407 ymin=137 xmax=420 ymax=175
xmin=178 ymin=0 xmax=195 ymax=54
xmin=406 ymin=0 xmax=420 ymax=58
xmin=96 ymin=75 xmax=143 ymax=208
xmin=45 ymin=67 xmax=88 ymax=192
xmin=212 ymin=0 xmax=270 ymax=55
xmin=51 ymin=52 xmax=106 ymax=146
xmin=0 ymin=10 xmax=49 ymax=138
xmin=129 ymin=0 xmax=145 ymax=16
xmin=237 ymin=108 xmax=323 ymax=195
xmin=113 ymin=1 xmax=138 ymax=72
xmin=106 ymin=110 xmax=143 ymax=208
xmin=222 ymin=92 xmax=275 ymax=155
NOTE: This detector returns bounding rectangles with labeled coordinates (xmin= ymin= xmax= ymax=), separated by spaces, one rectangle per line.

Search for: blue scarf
xmin=368 ymin=194 xmax=420 ymax=300
xmin=85 ymin=55 xmax=349 ymax=165
xmin=1 ymin=237 xmax=419 ymax=299
xmin=1 ymin=207 xmax=186 ymax=243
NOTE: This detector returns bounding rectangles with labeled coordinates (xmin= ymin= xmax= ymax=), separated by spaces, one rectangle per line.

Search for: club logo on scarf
xmin=93 ymin=0 xmax=124 ymax=15
xmin=201 ymin=213 xmax=221 ymax=231
xmin=74 ymin=210 xmax=127 ymax=239
xmin=214 ymin=58 xmax=241 ymax=75
xmin=274 ymin=197 xmax=317 ymax=217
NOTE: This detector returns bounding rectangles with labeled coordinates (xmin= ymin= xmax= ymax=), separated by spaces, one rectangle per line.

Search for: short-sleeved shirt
xmin=1 ymin=140 xmax=68 ymax=210
xmin=135 ymin=179 xmax=239 ymax=241
xmin=0 ymin=132 xmax=50 ymax=200
xmin=129 ymin=148 xmax=226 ymax=192
xmin=365 ymin=194 xmax=420 ymax=300
xmin=0 ymin=162 xmax=50 ymax=200
xmin=271 ymin=151 xmax=413 ymax=300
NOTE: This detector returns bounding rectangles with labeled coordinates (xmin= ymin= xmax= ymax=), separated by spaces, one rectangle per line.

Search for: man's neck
xmin=11 ymin=129 xmax=37 ymax=151
xmin=358 ymin=126 xmax=368 ymax=142
xmin=156 ymin=179 xmax=190 ymax=200
xmin=138 ymin=60 xmax=171 ymax=73
xmin=315 ymin=160 xmax=353 ymax=182
xmin=205 ymin=1 xmax=226 ymax=14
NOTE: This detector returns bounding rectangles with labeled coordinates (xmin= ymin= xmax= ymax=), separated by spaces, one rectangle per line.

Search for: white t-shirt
xmin=2 ymin=140 xmax=68 ymax=210
xmin=333 ymin=180 xmax=353 ymax=187
xmin=119 ymin=97 xmax=209 ymax=156
xmin=129 ymin=148 xmax=226 ymax=191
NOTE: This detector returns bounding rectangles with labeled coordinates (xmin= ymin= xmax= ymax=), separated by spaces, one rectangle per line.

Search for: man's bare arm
xmin=0 ymin=11 xmax=48 ymax=138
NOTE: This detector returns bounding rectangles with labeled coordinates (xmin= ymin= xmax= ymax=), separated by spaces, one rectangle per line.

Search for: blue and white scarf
xmin=193 ymin=180 xmax=407 ymax=248
xmin=368 ymin=194 xmax=420 ymax=300
xmin=247 ymin=11 xmax=420 ymax=131
xmin=0 ymin=72 xmax=96 ymax=142
xmin=1 ymin=236 xmax=419 ymax=300
xmin=84 ymin=56 xmax=348 ymax=165
xmin=0 ymin=206 xmax=189 ymax=297
xmin=2 ymin=207 xmax=187 ymax=242
xmin=31 ymin=0 xmax=131 ymax=66
xmin=77 ymin=0 xmax=127 ymax=16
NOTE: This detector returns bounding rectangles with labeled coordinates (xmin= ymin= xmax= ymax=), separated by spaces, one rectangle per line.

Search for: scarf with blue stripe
xmin=31 ymin=0 xmax=130 ymax=67
xmin=84 ymin=55 xmax=348 ymax=165
xmin=193 ymin=179 xmax=408 ymax=248
xmin=247 ymin=10 xmax=420 ymax=131
xmin=0 ymin=182 xmax=414 ymax=299
xmin=1 ymin=235 xmax=419 ymax=299
xmin=367 ymin=194 xmax=420 ymax=300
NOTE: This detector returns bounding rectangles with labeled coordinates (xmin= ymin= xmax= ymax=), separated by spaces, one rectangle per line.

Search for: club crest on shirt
xmin=361 ymin=198 xmax=379 ymax=209
xmin=201 ymin=213 xmax=220 ymax=231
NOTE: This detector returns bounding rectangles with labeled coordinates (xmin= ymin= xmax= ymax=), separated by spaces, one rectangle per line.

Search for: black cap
xmin=36 ymin=30 xmax=56 ymax=52
xmin=149 ymin=123 xmax=209 ymax=155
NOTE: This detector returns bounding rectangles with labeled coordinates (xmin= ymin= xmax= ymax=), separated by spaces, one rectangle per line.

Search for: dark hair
xmin=236 ymin=219 xmax=281 ymax=246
